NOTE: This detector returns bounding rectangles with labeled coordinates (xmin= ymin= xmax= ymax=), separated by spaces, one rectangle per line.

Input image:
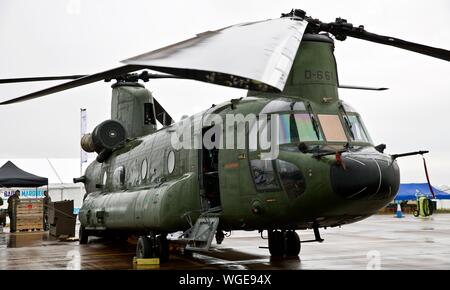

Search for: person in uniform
xmin=7 ymin=190 xmax=20 ymax=232
xmin=43 ymin=190 xmax=51 ymax=231
xmin=0 ymin=195 xmax=5 ymax=229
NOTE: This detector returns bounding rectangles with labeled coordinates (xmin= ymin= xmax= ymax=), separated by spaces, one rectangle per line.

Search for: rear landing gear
xmin=136 ymin=233 xmax=169 ymax=263
xmin=136 ymin=236 xmax=152 ymax=258
xmin=215 ymin=230 xmax=225 ymax=245
xmin=268 ymin=230 xmax=301 ymax=257
xmin=267 ymin=226 xmax=323 ymax=258
xmin=79 ymin=226 xmax=89 ymax=245
xmin=268 ymin=230 xmax=285 ymax=256
xmin=285 ymin=231 xmax=301 ymax=256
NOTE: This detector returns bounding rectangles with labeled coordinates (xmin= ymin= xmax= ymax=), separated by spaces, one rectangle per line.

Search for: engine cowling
xmin=81 ymin=120 xmax=127 ymax=155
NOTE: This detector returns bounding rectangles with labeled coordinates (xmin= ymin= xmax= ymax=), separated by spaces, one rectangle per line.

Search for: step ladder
xmin=181 ymin=211 xmax=220 ymax=251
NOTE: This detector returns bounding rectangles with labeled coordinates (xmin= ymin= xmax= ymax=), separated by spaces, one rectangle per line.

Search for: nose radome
xmin=330 ymin=155 xmax=400 ymax=200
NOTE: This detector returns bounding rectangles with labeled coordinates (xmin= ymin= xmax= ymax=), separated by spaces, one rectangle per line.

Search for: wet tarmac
xmin=1 ymin=214 xmax=450 ymax=270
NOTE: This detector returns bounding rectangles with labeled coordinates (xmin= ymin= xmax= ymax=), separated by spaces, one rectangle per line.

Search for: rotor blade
xmin=0 ymin=75 xmax=87 ymax=84
xmin=153 ymin=97 xmax=174 ymax=126
xmin=123 ymin=17 xmax=308 ymax=92
xmin=0 ymin=73 xmax=182 ymax=85
xmin=346 ymin=29 xmax=450 ymax=62
xmin=0 ymin=65 xmax=144 ymax=105
xmin=338 ymin=85 xmax=388 ymax=91
xmin=311 ymin=16 xmax=450 ymax=61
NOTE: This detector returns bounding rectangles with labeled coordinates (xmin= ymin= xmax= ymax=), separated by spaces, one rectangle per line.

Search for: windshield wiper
xmin=307 ymin=103 xmax=321 ymax=140
xmin=339 ymin=103 xmax=355 ymax=140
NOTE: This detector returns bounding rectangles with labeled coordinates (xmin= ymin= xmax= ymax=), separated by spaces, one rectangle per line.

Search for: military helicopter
xmin=1 ymin=9 xmax=449 ymax=262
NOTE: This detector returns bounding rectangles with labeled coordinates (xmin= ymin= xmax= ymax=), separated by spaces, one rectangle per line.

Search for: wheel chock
xmin=133 ymin=257 xmax=160 ymax=265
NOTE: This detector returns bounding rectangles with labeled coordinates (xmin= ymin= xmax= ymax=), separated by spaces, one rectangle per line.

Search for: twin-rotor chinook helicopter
xmin=1 ymin=9 xmax=449 ymax=262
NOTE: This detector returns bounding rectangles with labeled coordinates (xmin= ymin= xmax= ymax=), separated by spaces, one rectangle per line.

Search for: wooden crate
xmin=15 ymin=198 xmax=44 ymax=231
xmin=48 ymin=200 xmax=76 ymax=237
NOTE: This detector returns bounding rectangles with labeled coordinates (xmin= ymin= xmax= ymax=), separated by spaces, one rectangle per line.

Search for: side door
xmin=218 ymin=109 xmax=270 ymax=223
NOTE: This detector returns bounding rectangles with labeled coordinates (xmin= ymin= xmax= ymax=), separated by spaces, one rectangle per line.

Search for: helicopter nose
xmin=330 ymin=155 xmax=400 ymax=200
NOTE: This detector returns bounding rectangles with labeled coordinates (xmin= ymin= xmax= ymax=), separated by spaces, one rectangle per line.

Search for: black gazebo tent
xmin=0 ymin=161 xmax=48 ymax=188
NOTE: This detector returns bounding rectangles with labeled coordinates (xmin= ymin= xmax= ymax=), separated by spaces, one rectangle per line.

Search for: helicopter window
xmin=141 ymin=159 xmax=148 ymax=180
xmin=261 ymin=100 xmax=291 ymax=114
xmin=342 ymin=102 xmax=357 ymax=113
xmin=317 ymin=114 xmax=347 ymax=142
xmin=250 ymin=159 xmax=279 ymax=191
xmin=102 ymin=171 xmax=108 ymax=185
xmin=278 ymin=113 xmax=323 ymax=144
xmin=277 ymin=160 xmax=305 ymax=199
xmin=113 ymin=166 xmax=125 ymax=187
xmin=260 ymin=99 xmax=306 ymax=114
xmin=167 ymin=151 xmax=175 ymax=174
xmin=347 ymin=115 xmax=372 ymax=143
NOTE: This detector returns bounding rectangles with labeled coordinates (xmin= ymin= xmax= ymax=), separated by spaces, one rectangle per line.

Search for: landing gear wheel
xmin=284 ymin=231 xmax=301 ymax=257
xmin=157 ymin=235 xmax=169 ymax=263
xmin=215 ymin=230 xmax=225 ymax=245
xmin=428 ymin=199 xmax=434 ymax=215
xmin=136 ymin=236 xmax=153 ymax=258
xmin=268 ymin=230 xmax=285 ymax=257
xmin=79 ymin=226 xmax=89 ymax=245
xmin=413 ymin=210 xmax=419 ymax=217
xmin=136 ymin=234 xmax=170 ymax=262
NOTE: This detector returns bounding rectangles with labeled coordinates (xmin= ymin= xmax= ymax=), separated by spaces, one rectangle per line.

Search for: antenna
xmin=46 ymin=158 xmax=65 ymax=201
xmin=80 ymin=108 xmax=88 ymax=176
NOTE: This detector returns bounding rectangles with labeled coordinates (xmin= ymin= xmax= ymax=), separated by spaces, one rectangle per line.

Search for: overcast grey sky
xmin=0 ymin=0 xmax=449 ymax=184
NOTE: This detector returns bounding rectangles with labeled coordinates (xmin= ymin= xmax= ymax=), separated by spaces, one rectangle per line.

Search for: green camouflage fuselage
xmin=78 ymin=34 xmax=400 ymax=234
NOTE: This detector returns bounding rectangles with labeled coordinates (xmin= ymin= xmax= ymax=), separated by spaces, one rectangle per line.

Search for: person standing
xmin=0 ymin=195 xmax=4 ymax=232
xmin=7 ymin=190 xmax=20 ymax=233
xmin=43 ymin=190 xmax=51 ymax=231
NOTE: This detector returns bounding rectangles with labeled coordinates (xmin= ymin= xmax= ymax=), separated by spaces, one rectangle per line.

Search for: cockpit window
xmin=347 ymin=114 xmax=372 ymax=143
xmin=261 ymin=99 xmax=306 ymax=114
xmin=279 ymin=113 xmax=323 ymax=144
xmin=250 ymin=159 xmax=279 ymax=191
xmin=317 ymin=114 xmax=348 ymax=142
xmin=340 ymin=102 xmax=372 ymax=144
xmin=342 ymin=102 xmax=357 ymax=113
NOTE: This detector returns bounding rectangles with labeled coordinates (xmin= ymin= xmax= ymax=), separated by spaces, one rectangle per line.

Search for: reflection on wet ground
xmin=1 ymin=214 xmax=450 ymax=269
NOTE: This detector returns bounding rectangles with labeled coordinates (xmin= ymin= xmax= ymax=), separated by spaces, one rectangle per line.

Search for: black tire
xmin=158 ymin=235 xmax=170 ymax=263
xmin=427 ymin=199 xmax=434 ymax=216
xmin=268 ymin=230 xmax=285 ymax=257
xmin=285 ymin=231 xmax=301 ymax=257
xmin=136 ymin=236 xmax=153 ymax=258
xmin=79 ymin=226 xmax=89 ymax=245
xmin=215 ymin=230 xmax=225 ymax=245
xmin=413 ymin=210 xmax=419 ymax=217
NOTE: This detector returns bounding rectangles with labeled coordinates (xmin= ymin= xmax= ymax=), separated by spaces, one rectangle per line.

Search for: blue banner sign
xmin=2 ymin=188 xmax=45 ymax=198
